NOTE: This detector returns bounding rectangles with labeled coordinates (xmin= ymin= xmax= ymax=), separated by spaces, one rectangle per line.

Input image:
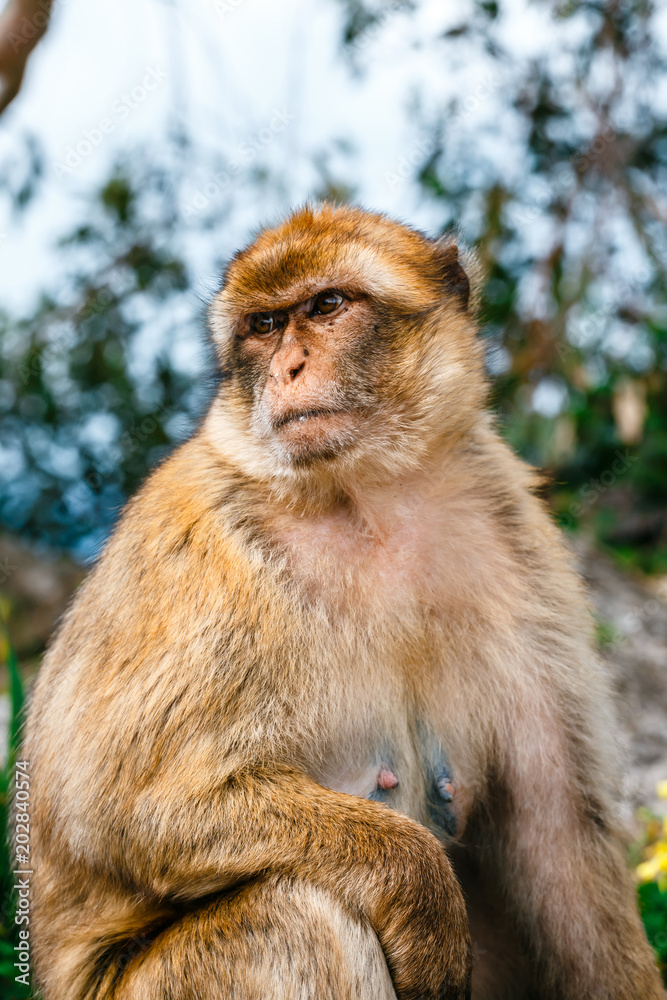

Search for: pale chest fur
xmin=267 ymin=486 xmax=527 ymax=839
xmin=270 ymin=484 xmax=521 ymax=617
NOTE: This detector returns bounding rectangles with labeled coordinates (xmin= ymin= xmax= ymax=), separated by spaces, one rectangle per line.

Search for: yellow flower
xmin=635 ymin=788 xmax=667 ymax=882
xmin=637 ymin=857 xmax=663 ymax=883
xmin=639 ymin=848 xmax=667 ymax=881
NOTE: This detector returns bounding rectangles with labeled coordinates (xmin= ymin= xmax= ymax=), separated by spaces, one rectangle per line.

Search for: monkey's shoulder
xmin=45 ymin=437 xmax=279 ymax=663
xmin=97 ymin=435 xmax=268 ymax=573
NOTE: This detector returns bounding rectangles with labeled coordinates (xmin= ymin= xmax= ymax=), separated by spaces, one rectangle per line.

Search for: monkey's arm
xmin=121 ymin=764 xmax=471 ymax=999
xmin=492 ymin=696 xmax=663 ymax=1000
xmin=33 ymin=684 xmax=471 ymax=999
xmin=64 ymin=758 xmax=470 ymax=1000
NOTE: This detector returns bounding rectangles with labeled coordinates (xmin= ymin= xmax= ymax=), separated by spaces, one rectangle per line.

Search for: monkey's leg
xmin=109 ymin=878 xmax=398 ymax=1000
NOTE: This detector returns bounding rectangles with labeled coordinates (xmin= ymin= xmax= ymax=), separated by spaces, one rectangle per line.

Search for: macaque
xmin=23 ymin=204 xmax=663 ymax=1000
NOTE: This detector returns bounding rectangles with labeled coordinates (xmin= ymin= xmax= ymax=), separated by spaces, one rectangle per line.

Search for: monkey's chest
xmin=320 ymin=740 xmax=459 ymax=841
xmin=274 ymin=506 xmax=480 ymax=841
xmin=310 ymin=666 xmax=462 ymax=842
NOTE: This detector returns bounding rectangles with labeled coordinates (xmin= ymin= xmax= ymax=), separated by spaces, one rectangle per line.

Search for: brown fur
xmin=23 ymin=204 xmax=662 ymax=999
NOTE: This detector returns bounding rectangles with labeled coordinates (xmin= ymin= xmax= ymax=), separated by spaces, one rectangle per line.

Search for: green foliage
xmin=593 ymin=616 xmax=620 ymax=651
xmin=0 ymin=164 xmax=213 ymax=560
xmin=639 ymin=881 xmax=667 ymax=975
xmin=337 ymin=0 xmax=415 ymax=48
xmin=635 ymin=802 xmax=667 ymax=981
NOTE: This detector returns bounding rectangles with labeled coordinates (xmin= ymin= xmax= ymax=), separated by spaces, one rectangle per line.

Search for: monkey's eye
xmin=248 ymin=312 xmax=279 ymax=336
xmin=311 ymin=290 xmax=344 ymax=316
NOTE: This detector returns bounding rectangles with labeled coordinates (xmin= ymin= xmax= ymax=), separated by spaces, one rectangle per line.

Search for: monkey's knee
xmin=113 ymin=879 xmax=397 ymax=1000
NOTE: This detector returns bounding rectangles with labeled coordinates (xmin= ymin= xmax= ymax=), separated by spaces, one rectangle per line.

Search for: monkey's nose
xmin=270 ymin=346 xmax=309 ymax=384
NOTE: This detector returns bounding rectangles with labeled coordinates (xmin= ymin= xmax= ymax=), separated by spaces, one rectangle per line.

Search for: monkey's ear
xmin=433 ymin=239 xmax=476 ymax=313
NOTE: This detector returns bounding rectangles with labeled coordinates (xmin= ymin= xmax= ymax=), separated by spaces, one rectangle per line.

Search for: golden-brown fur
xmin=23 ymin=204 xmax=663 ymax=1000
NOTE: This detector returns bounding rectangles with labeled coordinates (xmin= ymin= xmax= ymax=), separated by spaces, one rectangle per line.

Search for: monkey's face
xmin=208 ymin=204 xmax=485 ymax=484
xmin=232 ymin=288 xmax=382 ymax=465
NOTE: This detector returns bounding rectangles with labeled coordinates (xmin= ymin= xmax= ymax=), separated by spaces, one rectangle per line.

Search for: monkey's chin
xmin=271 ymin=410 xmax=357 ymax=465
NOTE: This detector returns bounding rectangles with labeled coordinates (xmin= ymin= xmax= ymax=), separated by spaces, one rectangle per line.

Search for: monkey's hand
xmin=354 ymin=812 xmax=472 ymax=1000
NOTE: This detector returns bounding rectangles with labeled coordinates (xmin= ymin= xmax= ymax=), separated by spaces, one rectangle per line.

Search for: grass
xmin=0 ymin=626 xmax=665 ymax=995
xmin=635 ymin=800 xmax=667 ymax=980
xmin=0 ymin=617 xmax=31 ymax=1000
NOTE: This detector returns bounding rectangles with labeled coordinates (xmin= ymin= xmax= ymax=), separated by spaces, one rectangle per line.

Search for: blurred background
xmin=0 ymin=0 xmax=666 ymax=990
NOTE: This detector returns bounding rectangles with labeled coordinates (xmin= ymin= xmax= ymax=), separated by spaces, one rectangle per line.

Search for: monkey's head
xmin=206 ymin=204 xmax=486 ymax=495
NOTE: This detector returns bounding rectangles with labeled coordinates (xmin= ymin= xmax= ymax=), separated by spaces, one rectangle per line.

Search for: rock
xmin=572 ymin=535 xmax=667 ymax=816
xmin=0 ymin=534 xmax=83 ymax=667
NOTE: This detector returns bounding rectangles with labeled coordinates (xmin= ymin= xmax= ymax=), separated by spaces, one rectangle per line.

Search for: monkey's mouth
xmin=272 ymin=408 xmax=348 ymax=430
xmin=269 ymin=407 xmax=358 ymax=462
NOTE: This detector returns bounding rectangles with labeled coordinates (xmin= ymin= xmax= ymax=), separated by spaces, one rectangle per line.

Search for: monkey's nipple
xmin=376 ymin=767 xmax=399 ymax=791
xmin=436 ymin=773 xmax=456 ymax=802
